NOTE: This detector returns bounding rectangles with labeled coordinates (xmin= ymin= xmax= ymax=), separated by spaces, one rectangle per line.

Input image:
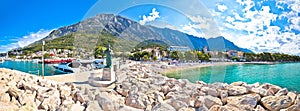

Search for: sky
xmin=1 ymin=0 xmax=300 ymax=55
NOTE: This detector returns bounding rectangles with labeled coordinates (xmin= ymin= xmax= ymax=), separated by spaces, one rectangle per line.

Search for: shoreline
xmin=160 ymin=62 xmax=244 ymax=74
xmin=0 ymin=63 xmax=300 ymax=110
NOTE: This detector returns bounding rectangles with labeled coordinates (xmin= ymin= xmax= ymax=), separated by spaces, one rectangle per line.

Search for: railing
xmin=28 ymin=70 xmax=40 ymax=76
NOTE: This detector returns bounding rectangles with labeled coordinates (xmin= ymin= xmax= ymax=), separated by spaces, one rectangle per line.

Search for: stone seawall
xmin=0 ymin=63 xmax=300 ymax=111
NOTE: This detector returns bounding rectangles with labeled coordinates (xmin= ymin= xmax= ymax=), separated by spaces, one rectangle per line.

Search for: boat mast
xmin=42 ymin=41 xmax=45 ymax=78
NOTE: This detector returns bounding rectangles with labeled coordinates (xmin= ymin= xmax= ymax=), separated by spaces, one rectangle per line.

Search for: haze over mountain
xmin=27 ymin=14 xmax=252 ymax=53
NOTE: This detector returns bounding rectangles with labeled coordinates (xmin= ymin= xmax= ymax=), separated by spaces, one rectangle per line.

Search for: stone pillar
xmin=102 ymin=68 xmax=111 ymax=81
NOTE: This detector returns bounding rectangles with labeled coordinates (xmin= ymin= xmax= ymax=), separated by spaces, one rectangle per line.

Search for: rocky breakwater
xmin=0 ymin=69 xmax=87 ymax=111
xmin=1 ymin=62 xmax=300 ymax=111
xmin=114 ymin=63 xmax=300 ymax=111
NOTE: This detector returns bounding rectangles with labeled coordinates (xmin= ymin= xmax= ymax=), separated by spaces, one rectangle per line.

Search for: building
xmin=168 ymin=46 xmax=190 ymax=52
xmin=142 ymin=47 xmax=162 ymax=60
xmin=227 ymin=50 xmax=244 ymax=58
xmin=203 ymin=46 xmax=208 ymax=54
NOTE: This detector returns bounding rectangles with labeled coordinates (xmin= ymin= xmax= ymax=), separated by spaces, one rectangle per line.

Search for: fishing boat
xmin=52 ymin=62 xmax=81 ymax=74
xmin=39 ymin=58 xmax=75 ymax=64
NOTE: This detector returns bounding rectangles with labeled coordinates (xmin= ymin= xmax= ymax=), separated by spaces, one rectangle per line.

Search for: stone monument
xmin=105 ymin=44 xmax=112 ymax=68
xmin=102 ymin=44 xmax=113 ymax=81
xmin=88 ymin=44 xmax=116 ymax=87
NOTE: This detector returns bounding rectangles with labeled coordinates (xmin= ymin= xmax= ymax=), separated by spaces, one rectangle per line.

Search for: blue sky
xmin=1 ymin=0 xmax=300 ymax=55
xmin=0 ymin=0 xmax=97 ymax=52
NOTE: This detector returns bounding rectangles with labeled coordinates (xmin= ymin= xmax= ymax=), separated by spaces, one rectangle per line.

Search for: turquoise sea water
xmin=0 ymin=60 xmax=57 ymax=76
xmin=166 ymin=63 xmax=300 ymax=92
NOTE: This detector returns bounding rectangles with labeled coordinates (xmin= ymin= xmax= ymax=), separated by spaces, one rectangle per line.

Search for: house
xmin=168 ymin=46 xmax=190 ymax=52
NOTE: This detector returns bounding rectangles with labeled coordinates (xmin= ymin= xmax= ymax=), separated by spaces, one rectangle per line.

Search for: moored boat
xmin=39 ymin=58 xmax=75 ymax=64
xmin=52 ymin=62 xmax=81 ymax=74
xmin=93 ymin=59 xmax=106 ymax=69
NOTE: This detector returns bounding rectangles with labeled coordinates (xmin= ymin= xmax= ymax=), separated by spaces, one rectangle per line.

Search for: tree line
xmin=244 ymin=52 xmax=300 ymax=62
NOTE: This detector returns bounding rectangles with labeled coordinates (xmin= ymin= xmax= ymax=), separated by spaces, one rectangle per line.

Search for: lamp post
xmin=42 ymin=41 xmax=45 ymax=79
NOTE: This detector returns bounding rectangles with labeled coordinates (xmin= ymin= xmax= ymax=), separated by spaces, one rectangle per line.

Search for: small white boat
xmin=93 ymin=59 xmax=106 ymax=69
xmin=53 ymin=62 xmax=81 ymax=74
xmin=32 ymin=59 xmax=41 ymax=63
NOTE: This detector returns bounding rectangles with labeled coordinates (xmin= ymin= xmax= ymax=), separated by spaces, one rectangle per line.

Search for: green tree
xmin=143 ymin=55 xmax=149 ymax=61
xmin=94 ymin=46 xmax=106 ymax=58
xmin=153 ymin=56 xmax=158 ymax=61
xmin=185 ymin=51 xmax=197 ymax=61
xmin=44 ymin=53 xmax=51 ymax=59
xmin=171 ymin=51 xmax=179 ymax=60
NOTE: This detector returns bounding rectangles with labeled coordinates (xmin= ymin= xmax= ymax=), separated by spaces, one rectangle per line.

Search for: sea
xmin=165 ymin=62 xmax=300 ymax=92
xmin=0 ymin=60 xmax=57 ymax=76
xmin=1 ymin=60 xmax=300 ymax=92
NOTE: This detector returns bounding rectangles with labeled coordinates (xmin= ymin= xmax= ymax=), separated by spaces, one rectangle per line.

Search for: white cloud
xmin=180 ymin=15 xmax=221 ymax=38
xmin=225 ymin=16 xmax=235 ymax=23
xmin=211 ymin=0 xmax=300 ymax=55
xmin=181 ymin=24 xmax=203 ymax=37
xmin=217 ymin=4 xmax=228 ymax=12
xmin=0 ymin=29 xmax=53 ymax=52
xmin=235 ymin=0 xmax=255 ymax=12
xmin=290 ymin=17 xmax=300 ymax=31
xmin=233 ymin=12 xmax=247 ymax=21
xmin=139 ymin=8 xmax=160 ymax=25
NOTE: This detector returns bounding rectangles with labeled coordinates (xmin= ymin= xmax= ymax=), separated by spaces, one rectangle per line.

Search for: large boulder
xmin=19 ymin=91 xmax=35 ymax=105
xmin=194 ymin=97 xmax=203 ymax=108
xmin=70 ymin=102 xmax=85 ymax=111
xmin=261 ymin=96 xmax=293 ymax=111
xmin=275 ymin=88 xmax=288 ymax=96
xmin=201 ymin=87 xmax=219 ymax=97
xmin=7 ymin=87 xmax=23 ymax=99
xmin=249 ymin=87 xmax=273 ymax=97
xmin=160 ymin=85 xmax=170 ymax=95
xmin=86 ymin=101 xmax=103 ymax=111
xmin=40 ymin=90 xmax=61 ymax=110
xmin=219 ymin=90 xmax=228 ymax=104
xmin=226 ymin=93 xmax=260 ymax=109
xmin=19 ymin=103 xmax=38 ymax=111
xmin=169 ymin=99 xmax=188 ymax=110
xmin=202 ymin=95 xmax=222 ymax=109
xmin=61 ymin=97 xmax=75 ymax=108
xmin=255 ymin=105 xmax=266 ymax=111
xmin=96 ymin=92 xmax=120 ymax=111
xmin=209 ymin=104 xmax=241 ymax=111
xmin=0 ymin=93 xmax=10 ymax=103
xmin=287 ymin=92 xmax=297 ymax=103
xmin=230 ymin=81 xmax=246 ymax=86
xmin=228 ymin=86 xmax=248 ymax=96
xmin=59 ymin=85 xmax=71 ymax=100
xmin=169 ymin=92 xmax=191 ymax=105
xmin=152 ymin=103 xmax=176 ymax=111
xmin=0 ymin=85 xmax=9 ymax=94
xmin=0 ymin=102 xmax=19 ymax=111
xmin=125 ymin=92 xmax=150 ymax=109
xmin=281 ymin=94 xmax=300 ymax=111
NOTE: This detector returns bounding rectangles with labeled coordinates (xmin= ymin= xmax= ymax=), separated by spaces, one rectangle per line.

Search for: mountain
xmin=207 ymin=37 xmax=253 ymax=52
xmin=26 ymin=14 xmax=252 ymax=53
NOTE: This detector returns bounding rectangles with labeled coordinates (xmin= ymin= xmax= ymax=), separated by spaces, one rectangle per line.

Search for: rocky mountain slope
xmin=28 ymin=14 xmax=252 ymax=52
